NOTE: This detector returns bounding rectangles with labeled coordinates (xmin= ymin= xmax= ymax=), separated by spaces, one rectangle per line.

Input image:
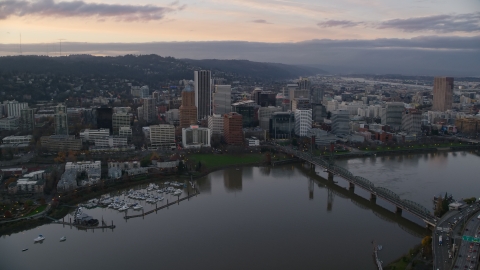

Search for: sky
xmin=0 ymin=0 xmax=479 ymax=75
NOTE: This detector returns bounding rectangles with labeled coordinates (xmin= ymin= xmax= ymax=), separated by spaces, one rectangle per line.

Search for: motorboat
xmin=34 ymin=235 xmax=45 ymax=242
xmin=60 ymin=236 xmax=66 ymax=242
xmin=118 ymin=205 xmax=129 ymax=211
xmin=22 ymin=248 xmax=28 ymax=252
xmin=133 ymin=204 xmax=143 ymax=210
xmin=173 ymin=189 xmax=183 ymax=196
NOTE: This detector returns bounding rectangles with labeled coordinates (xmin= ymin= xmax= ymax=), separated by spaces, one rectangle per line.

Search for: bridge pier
xmin=370 ymin=193 xmax=377 ymax=202
xmin=328 ymin=172 xmax=334 ymax=181
xmin=348 ymin=182 xmax=355 ymax=191
xmin=395 ymin=206 xmax=402 ymax=215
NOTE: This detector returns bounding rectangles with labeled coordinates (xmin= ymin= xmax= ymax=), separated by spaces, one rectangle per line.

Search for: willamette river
xmin=1 ymin=151 xmax=478 ymax=270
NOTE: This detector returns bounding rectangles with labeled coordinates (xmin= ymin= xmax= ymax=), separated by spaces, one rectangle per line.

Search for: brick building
xmin=224 ymin=112 xmax=243 ymax=145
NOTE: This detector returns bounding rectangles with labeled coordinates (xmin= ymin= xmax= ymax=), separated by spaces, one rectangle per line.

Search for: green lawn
xmin=188 ymin=153 xmax=265 ymax=169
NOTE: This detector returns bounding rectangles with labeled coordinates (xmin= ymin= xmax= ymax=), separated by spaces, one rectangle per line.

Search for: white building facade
xmin=294 ymin=109 xmax=312 ymax=137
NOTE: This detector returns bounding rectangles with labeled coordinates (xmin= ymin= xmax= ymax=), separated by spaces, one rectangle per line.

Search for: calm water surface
xmin=4 ymin=153 xmax=471 ymax=270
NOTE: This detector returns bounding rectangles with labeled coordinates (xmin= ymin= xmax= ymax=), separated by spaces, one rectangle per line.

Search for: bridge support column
xmin=370 ymin=193 xmax=376 ymax=202
xmin=395 ymin=206 xmax=402 ymax=215
xmin=348 ymin=182 xmax=355 ymax=191
xmin=328 ymin=172 xmax=334 ymax=182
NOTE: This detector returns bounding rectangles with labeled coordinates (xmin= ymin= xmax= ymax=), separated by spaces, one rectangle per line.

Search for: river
xmin=3 ymin=151 xmax=478 ymax=269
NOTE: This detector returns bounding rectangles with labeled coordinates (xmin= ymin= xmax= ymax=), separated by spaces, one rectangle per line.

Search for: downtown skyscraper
xmin=432 ymin=77 xmax=454 ymax=112
xmin=194 ymin=70 xmax=212 ymax=121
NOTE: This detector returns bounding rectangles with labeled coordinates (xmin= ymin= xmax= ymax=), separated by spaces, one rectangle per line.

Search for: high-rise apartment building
xmin=179 ymin=84 xmax=197 ymax=128
xmin=194 ymin=70 xmax=212 ymax=121
xmin=213 ymin=85 xmax=231 ymax=115
xmin=20 ymin=108 xmax=35 ymax=131
xmin=4 ymin=100 xmax=28 ymax=117
xmin=142 ymin=98 xmax=156 ymax=123
xmin=223 ymin=112 xmax=243 ymax=145
xmin=182 ymin=125 xmax=211 ymax=149
xmin=54 ymin=104 xmax=68 ymax=135
xmin=149 ymin=124 xmax=175 ymax=150
xmin=294 ymin=109 xmax=312 ymax=137
xmin=432 ymin=77 xmax=454 ymax=111
xmin=140 ymin=86 xmax=150 ymax=98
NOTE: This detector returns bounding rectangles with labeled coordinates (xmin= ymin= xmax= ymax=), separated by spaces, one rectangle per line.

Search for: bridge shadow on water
xmin=295 ymin=163 xmax=430 ymax=239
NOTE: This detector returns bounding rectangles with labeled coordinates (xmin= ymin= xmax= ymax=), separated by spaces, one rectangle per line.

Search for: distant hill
xmin=0 ymin=55 xmax=326 ymax=81
xmin=183 ymin=59 xmax=326 ymax=79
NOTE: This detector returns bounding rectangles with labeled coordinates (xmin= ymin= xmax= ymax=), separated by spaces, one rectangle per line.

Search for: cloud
xmin=0 ymin=0 xmax=184 ymax=21
xmin=252 ymin=19 xmax=272 ymax=24
xmin=377 ymin=13 xmax=480 ymax=33
xmin=317 ymin=20 xmax=362 ymax=28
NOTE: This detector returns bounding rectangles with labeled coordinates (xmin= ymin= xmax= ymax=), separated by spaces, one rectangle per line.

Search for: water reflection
xmin=197 ymin=174 xmax=212 ymax=193
xmin=223 ymin=168 xmax=242 ymax=192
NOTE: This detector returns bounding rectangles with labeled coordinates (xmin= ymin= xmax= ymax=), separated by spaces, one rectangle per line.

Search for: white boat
xmin=133 ymin=205 xmax=143 ymax=210
xmin=173 ymin=189 xmax=183 ymax=196
xmin=118 ymin=205 xmax=129 ymax=211
xmin=34 ymin=235 xmax=45 ymax=242
xmin=60 ymin=236 xmax=66 ymax=242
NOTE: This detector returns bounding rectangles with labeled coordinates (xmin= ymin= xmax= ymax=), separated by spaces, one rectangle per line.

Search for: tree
xmin=197 ymin=161 xmax=202 ymax=172
xmin=177 ymin=161 xmax=185 ymax=174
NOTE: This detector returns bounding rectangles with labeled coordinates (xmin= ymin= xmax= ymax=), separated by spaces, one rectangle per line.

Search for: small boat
xmin=173 ymin=189 xmax=183 ymax=196
xmin=60 ymin=236 xmax=66 ymax=242
xmin=133 ymin=205 xmax=143 ymax=210
xmin=377 ymin=245 xmax=382 ymax=251
xmin=118 ymin=205 xmax=129 ymax=211
xmin=34 ymin=234 xmax=45 ymax=242
xmin=22 ymin=248 xmax=28 ymax=252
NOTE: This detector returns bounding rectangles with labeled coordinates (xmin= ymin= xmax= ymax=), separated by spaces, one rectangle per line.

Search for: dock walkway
xmin=124 ymin=190 xmax=199 ymax=220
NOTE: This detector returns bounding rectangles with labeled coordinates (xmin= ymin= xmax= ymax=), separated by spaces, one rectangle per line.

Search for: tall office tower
xmin=20 ymin=108 xmax=35 ymax=131
xmin=4 ymin=100 xmax=28 ymax=117
xmin=194 ymin=70 xmax=212 ymax=121
xmin=312 ymin=87 xmax=325 ymax=103
xmin=258 ymin=106 xmax=282 ymax=130
xmin=55 ymin=104 xmax=69 ymax=135
xmin=297 ymin=77 xmax=311 ymax=90
xmin=294 ymin=109 xmax=312 ymax=137
xmin=179 ymin=84 xmax=197 ymax=128
xmin=142 ymin=98 xmax=156 ymax=123
xmin=140 ymin=86 xmax=150 ymax=98
xmin=331 ymin=109 xmax=350 ymax=135
xmin=432 ymin=77 xmax=454 ymax=111
xmin=269 ymin=112 xmax=295 ymax=139
xmin=381 ymin=102 xmax=404 ymax=131
xmin=96 ymin=107 xmax=113 ymax=133
xmin=213 ymin=85 xmax=232 ymax=115
xmin=223 ymin=112 xmax=243 ymax=145
xmin=252 ymin=87 xmax=263 ymax=104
